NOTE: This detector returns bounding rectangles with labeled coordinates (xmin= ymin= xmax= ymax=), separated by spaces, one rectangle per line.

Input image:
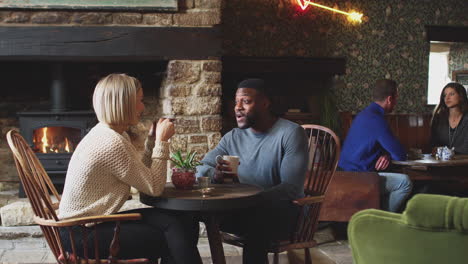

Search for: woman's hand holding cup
xmin=155 ymin=118 xmax=175 ymax=142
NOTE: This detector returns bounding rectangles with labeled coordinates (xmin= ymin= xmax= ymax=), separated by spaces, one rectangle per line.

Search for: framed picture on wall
xmin=0 ymin=0 xmax=177 ymax=11
xmin=452 ymin=70 xmax=468 ymax=89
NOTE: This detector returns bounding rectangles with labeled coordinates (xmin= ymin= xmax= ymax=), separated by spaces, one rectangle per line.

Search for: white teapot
xmin=441 ymin=146 xmax=455 ymax=161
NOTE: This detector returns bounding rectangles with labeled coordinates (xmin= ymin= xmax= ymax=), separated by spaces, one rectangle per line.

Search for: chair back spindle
xmin=7 ymin=131 xmax=64 ymax=258
xmin=292 ymin=125 xmax=340 ymax=245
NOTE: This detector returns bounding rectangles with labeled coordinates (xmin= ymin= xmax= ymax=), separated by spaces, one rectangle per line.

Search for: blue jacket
xmin=338 ymin=102 xmax=406 ymax=171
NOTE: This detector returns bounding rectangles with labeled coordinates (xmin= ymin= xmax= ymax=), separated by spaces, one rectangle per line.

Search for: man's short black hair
xmin=237 ymin=78 xmax=267 ymax=96
xmin=373 ymin=79 xmax=398 ymax=101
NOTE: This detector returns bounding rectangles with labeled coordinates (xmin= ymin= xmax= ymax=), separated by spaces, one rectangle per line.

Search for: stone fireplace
xmin=0 ymin=1 xmax=222 ymax=189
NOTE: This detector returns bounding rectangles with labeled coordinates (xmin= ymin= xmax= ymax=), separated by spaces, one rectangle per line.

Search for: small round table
xmin=140 ymin=183 xmax=263 ymax=264
xmin=392 ymin=154 xmax=468 ymax=182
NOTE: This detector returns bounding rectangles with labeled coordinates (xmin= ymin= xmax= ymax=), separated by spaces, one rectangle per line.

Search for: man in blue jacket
xmin=338 ymin=79 xmax=412 ymax=212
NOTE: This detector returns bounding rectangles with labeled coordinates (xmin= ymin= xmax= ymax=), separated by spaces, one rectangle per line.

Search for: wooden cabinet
xmin=282 ymin=112 xmax=320 ymax=125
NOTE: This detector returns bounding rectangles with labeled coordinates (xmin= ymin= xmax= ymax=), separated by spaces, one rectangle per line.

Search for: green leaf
xmin=170 ymin=149 xmax=202 ymax=169
xmin=187 ymin=151 xmax=196 ymax=165
xmin=170 ymin=151 xmax=183 ymax=164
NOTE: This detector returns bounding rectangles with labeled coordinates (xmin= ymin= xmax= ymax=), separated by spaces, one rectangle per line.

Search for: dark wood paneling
xmin=388 ymin=114 xmax=432 ymax=152
xmin=283 ymin=112 xmax=320 ymax=125
xmin=222 ymin=56 xmax=346 ymax=76
xmin=426 ymin=26 xmax=468 ymax=43
xmin=0 ymin=26 xmax=221 ymax=61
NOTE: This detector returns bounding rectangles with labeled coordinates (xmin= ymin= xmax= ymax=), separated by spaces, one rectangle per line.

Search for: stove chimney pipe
xmin=50 ymin=63 xmax=67 ymax=112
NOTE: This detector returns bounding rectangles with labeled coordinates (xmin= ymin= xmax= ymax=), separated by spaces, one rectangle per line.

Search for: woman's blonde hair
xmin=93 ymin=73 xmax=142 ymax=126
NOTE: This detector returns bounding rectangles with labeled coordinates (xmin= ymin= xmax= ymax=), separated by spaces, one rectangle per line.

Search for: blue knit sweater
xmin=196 ymin=118 xmax=309 ymax=201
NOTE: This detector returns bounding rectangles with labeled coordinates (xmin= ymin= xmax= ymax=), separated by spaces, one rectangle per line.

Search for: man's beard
xmin=237 ymin=113 xmax=256 ymax=129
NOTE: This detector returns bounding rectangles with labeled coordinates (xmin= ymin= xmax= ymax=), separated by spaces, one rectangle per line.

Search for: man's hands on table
xmin=375 ymin=154 xmax=390 ymax=171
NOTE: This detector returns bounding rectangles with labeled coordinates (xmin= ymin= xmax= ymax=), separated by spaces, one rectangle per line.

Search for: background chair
xmin=6 ymin=130 xmax=148 ymax=264
xmin=349 ymin=194 xmax=468 ymax=264
xmin=222 ymin=124 xmax=341 ymax=264
xmin=319 ymin=171 xmax=380 ymax=222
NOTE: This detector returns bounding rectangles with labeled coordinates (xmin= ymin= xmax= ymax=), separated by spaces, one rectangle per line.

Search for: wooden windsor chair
xmin=222 ymin=124 xmax=341 ymax=264
xmin=6 ymin=130 xmax=149 ymax=264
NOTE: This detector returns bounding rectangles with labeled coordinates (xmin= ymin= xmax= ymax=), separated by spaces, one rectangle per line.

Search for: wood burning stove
xmin=18 ymin=111 xmax=96 ymax=169
xmin=17 ymin=63 xmax=96 ymax=196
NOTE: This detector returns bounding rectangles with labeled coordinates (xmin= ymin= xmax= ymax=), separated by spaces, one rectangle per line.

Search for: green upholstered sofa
xmin=348 ymin=194 xmax=468 ymax=264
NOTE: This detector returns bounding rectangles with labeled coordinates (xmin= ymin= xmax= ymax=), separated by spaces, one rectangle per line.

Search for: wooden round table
xmin=392 ymin=154 xmax=468 ymax=182
xmin=140 ymin=183 xmax=262 ymax=211
xmin=140 ymin=183 xmax=263 ymax=264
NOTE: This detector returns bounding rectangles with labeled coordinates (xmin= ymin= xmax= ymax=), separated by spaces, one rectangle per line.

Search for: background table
xmin=392 ymin=154 xmax=468 ymax=181
xmin=392 ymin=155 xmax=468 ymax=197
xmin=140 ymin=183 xmax=262 ymax=264
xmin=393 ymin=154 xmax=468 ymax=167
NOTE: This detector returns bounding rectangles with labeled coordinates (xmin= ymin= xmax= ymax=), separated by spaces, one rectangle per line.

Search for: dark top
xmin=431 ymin=113 xmax=468 ymax=154
xmin=338 ymin=102 xmax=407 ymax=171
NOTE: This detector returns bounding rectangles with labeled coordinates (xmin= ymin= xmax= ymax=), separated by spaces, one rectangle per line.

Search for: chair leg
xmin=304 ymin=248 xmax=312 ymax=264
xmin=273 ymin=252 xmax=279 ymax=264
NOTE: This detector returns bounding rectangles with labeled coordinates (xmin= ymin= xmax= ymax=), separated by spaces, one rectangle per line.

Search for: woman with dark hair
xmin=431 ymin=82 xmax=468 ymax=154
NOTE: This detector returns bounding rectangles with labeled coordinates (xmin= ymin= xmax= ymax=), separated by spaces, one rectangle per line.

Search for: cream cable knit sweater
xmin=58 ymin=123 xmax=169 ymax=219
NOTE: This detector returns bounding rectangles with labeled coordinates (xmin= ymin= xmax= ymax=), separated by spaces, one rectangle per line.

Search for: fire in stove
xmin=33 ymin=126 xmax=81 ymax=154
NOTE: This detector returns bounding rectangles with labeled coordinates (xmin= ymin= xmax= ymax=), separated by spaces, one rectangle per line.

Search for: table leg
xmin=204 ymin=215 xmax=226 ymax=264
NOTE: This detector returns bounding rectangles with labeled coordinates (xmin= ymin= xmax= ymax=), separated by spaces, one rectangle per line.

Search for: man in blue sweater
xmin=338 ymin=79 xmax=412 ymax=212
xmin=197 ymin=78 xmax=308 ymax=264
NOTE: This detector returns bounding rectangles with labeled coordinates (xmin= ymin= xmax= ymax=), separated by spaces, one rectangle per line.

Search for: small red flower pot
xmin=171 ymin=168 xmax=196 ymax=190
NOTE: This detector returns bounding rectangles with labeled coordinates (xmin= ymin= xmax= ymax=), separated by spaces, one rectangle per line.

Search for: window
xmin=427 ymin=43 xmax=450 ymax=105
xmin=427 ymin=41 xmax=468 ymax=105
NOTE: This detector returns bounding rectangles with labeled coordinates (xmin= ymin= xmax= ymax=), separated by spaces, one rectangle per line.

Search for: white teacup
xmin=216 ymin=155 xmax=240 ymax=174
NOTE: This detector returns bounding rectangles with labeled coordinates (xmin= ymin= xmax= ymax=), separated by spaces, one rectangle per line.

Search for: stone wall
xmin=0 ymin=0 xmax=222 ymax=183
xmin=0 ymin=0 xmax=220 ymax=27
xmin=129 ymin=59 xmax=222 ymax=161
xmin=162 ymin=60 xmax=222 ymax=157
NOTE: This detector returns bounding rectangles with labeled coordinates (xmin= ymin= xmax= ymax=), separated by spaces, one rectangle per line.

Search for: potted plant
xmin=170 ymin=150 xmax=202 ymax=190
xmin=319 ymin=88 xmax=342 ymax=137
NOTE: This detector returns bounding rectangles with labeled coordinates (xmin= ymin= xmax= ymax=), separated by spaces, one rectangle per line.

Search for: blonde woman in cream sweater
xmin=58 ymin=73 xmax=201 ymax=264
